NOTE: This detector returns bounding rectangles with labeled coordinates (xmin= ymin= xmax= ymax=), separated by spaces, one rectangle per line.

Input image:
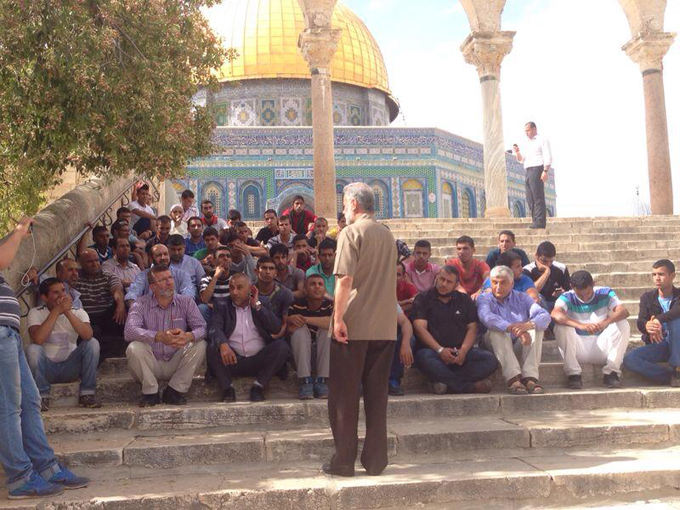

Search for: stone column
xmin=459 ymin=0 xmax=514 ymax=218
xmin=619 ymin=0 xmax=676 ymax=215
xmin=298 ymin=0 xmax=341 ymax=220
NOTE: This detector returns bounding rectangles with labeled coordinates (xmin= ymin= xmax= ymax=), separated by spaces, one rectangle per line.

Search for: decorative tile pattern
xmin=280 ymin=98 xmax=302 ymax=127
xmin=230 ymin=100 xmax=256 ymax=126
xmin=260 ymin=99 xmax=277 ymax=126
xmin=348 ymin=105 xmax=362 ymax=126
xmin=333 ymin=102 xmax=347 ymax=126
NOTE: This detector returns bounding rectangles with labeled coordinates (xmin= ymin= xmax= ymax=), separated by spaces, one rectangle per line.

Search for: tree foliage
xmin=0 ymin=0 xmax=226 ymax=234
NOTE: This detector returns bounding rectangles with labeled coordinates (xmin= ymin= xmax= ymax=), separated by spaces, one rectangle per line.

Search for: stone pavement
xmin=5 ymin=216 xmax=680 ymax=508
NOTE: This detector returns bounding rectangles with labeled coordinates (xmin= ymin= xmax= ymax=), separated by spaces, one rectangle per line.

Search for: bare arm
xmin=0 ymin=218 xmax=32 ymax=270
xmin=63 ymin=310 xmax=93 ymax=341
xmin=304 ymin=316 xmax=331 ymax=329
xmin=28 ymin=310 xmax=61 ymax=345
xmin=332 ymin=275 xmax=353 ymax=343
xmin=551 ymin=306 xmax=585 ymax=329
xmin=533 ymin=267 xmax=551 ymax=293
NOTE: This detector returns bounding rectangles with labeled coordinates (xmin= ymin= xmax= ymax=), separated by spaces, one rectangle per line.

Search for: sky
xmin=342 ymin=0 xmax=680 ymax=217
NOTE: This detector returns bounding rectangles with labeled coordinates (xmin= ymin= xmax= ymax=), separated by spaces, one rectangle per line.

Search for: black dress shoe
xmin=276 ymin=362 xmax=289 ymax=381
xmin=222 ymin=387 xmax=236 ymax=402
xmin=162 ymin=386 xmax=187 ymax=405
xmin=321 ymin=463 xmax=354 ymax=477
xmin=139 ymin=392 xmax=161 ymax=408
xmin=249 ymin=384 xmax=265 ymax=402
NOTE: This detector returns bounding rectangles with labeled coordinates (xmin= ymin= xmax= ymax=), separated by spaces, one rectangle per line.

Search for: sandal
xmin=507 ymin=380 xmax=528 ymax=395
xmin=523 ymin=378 xmax=545 ymax=395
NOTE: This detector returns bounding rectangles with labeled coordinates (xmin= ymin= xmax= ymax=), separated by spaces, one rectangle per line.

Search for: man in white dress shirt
xmin=513 ymin=122 xmax=552 ymax=229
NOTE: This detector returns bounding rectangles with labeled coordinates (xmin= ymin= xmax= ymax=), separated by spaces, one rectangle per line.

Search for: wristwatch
xmin=254 ymin=300 xmax=262 ymax=311
xmin=436 ymin=346 xmax=444 ymax=355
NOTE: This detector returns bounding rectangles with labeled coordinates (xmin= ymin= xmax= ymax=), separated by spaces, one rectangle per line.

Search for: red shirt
xmin=397 ymin=280 xmax=418 ymax=301
xmin=445 ymin=258 xmax=490 ymax=294
xmin=282 ymin=208 xmax=317 ymax=235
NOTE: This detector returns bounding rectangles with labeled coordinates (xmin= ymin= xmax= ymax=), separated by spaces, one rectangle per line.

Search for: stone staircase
xmin=5 ymin=216 xmax=680 ymax=509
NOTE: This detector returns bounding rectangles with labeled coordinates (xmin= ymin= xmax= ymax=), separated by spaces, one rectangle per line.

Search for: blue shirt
xmin=482 ymin=274 xmax=535 ymax=293
xmin=184 ymin=238 xmax=206 ymax=257
xmin=171 ymin=255 xmax=206 ymax=292
xmin=125 ymin=265 xmax=196 ymax=301
xmin=477 ymin=290 xmax=551 ymax=333
xmin=659 ymin=296 xmax=672 ymax=336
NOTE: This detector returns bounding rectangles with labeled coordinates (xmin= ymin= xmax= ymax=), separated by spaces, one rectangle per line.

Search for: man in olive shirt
xmin=325 ymin=182 xmax=397 ymax=478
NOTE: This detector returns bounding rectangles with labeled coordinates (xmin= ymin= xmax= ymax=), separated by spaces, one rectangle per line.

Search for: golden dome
xmin=212 ymin=0 xmax=392 ymax=96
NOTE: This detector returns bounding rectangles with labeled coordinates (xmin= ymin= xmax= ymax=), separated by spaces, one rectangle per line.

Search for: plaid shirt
xmin=124 ymin=293 xmax=206 ymax=361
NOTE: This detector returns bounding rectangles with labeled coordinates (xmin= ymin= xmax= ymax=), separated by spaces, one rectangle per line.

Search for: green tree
xmin=0 ymin=0 xmax=227 ymax=234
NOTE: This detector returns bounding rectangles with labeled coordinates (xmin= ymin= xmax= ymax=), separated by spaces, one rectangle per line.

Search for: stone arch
xmin=512 ymin=200 xmax=526 ymax=218
xmin=460 ymin=187 xmax=476 ymax=218
xmin=271 ymin=183 xmax=315 ymax=216
xmin=546 ymin=206 xmax=555 ymax=218
xmin=336 ymin=180 xmax=348 ymax=217
xmin=241 ymin=181 xmax=263 ymax=220
xmin=441 ymin=181 xmax=457 ymax=218
xmin=201 ymin=181 xmax=225 ymax=218
xmin=369 ymin=180 xmax=390 ymax=219
xmin=402 ymin=178 xmax=425 ymax=218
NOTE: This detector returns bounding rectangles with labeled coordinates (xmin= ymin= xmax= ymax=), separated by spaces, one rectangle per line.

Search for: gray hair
xmin=490 ymin=265 xmax=513 ymax=282
xmin=343 ymin=182 xmax=374 ymax=213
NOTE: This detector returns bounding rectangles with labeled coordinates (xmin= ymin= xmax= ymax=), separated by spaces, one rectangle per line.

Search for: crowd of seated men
xmin=23 ymin=185 xmax=680 ymax=412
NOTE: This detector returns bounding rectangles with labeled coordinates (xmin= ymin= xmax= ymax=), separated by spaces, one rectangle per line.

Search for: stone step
xmin=429 ymin=241 xmax=680 ymax=257
xmin=388 ymin=225 xmax=680 ymax=236
xmin=398 ymin=232 xmax=680 ymax=247
xmin=5 ymin=445 xmax=680 ymax=509
xmin=40 ymin=387 xmax=680 ymax=436
xmin=47 ymin=408 xmax=680 ymax=470
xmin=48 ymin=355 xmax=659 ymax=409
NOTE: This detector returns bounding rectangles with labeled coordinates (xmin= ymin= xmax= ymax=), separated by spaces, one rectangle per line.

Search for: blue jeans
xmin=26 ymin=339 xmax=100 ymax=396
xmin=0 ymin=326 xmax=60 ymax=490
xmin=415 ymin=346 xmax=499 ymax=393
xmin=623 ymin=318 xmax=680 ymax=384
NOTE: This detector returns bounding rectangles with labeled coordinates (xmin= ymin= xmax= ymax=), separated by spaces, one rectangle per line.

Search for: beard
xmin=343 ymin=204 xmax=356 ymax=224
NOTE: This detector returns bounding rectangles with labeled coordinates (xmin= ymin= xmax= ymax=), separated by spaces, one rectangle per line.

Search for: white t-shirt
xmin=129 ymin=200 xmax=155 ymax=228
xmin=27 ymin=306 xmax=91 ymax=363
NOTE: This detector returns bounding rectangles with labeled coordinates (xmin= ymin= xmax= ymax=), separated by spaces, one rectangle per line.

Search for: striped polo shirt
xmin=0 ymin=274 xmax=21 ymax=330
xmin=200 ymin=273 xmax=231 ymax=304
xmin=555 ymin=286 xmax=620 ymax=338
xmin=73 ymin=270 xmax=122 ymax=316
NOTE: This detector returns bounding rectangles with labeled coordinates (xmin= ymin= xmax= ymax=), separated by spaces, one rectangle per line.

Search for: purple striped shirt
xmin=124 ymin=293 xmax=206 ymax=361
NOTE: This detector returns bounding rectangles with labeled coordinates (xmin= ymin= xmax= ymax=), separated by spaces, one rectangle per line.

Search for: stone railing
xmin=2 ymin=175 xmax=164 ymax=317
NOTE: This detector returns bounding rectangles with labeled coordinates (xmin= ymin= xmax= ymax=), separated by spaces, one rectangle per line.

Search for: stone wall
xmin=1 ymin=175 xmax=135 ymax=292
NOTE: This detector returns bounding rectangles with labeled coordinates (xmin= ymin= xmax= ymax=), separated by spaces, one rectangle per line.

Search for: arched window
xmin=336 ymin=182 xmax=346 ymax=215
xmin=513 ymin=201 xmax=523 ymax=218
xmin=403 ymin=179 xmax=424 ymax=218
xmin=242 ymin=184 xmax=261 ymax=220
xmin=547 ymin=206 xmax=555 ymax=217
xmin=479 ymin=192 xmax=486 ymax=218
xmin=370 ymin=180 xmax=389 ymax=219
xmin=461 ymin=188 xmax=473 ymax=218
xmin=202 ymin=183 xmax=223 ymax=218
xmin=441 ymin=182 xmax=453 ymax=219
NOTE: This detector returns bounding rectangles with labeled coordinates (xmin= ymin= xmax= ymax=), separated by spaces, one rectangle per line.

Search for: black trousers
xmin=89 ymin=305 xmax=125 ymax=361
xmin=525 ymin=165 xmax=546 ymax=227
xmin=328 ymin=339 xmax=396 ymax=476
xmin=207 ymin=339 xmax=289 ymax=390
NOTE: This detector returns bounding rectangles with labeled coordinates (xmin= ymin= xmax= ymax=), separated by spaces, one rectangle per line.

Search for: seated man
xmin=552 ymin=270 xmax=630 ymax=389
xmin=184 ymin=217 xmax=206 ymax=257
xmin=73 ymin=249 xmax=127 ymax=359
xmin=255 ymin=256 xmax=294 ymax=338
xmin=129 ymin=183 xmax=157 ymax=237
xmin=306 ymin=238 xmax=336 ymax=300
xmin=413 ymin=266 xmax=498 ymax=395
xmin=396 ymin=261 xmax=418 ymax=314
xmin=207 ymin=273 xmax=290 ymax=402
xmin=624 ymin=259 xmax=680 ymax=386
xmin=200 ymin=199 xmax=228 ymax=231
xmin=199 ymin=246 xmax=233 ymax=323
xmin=327 ymin=213 xmax=346 ymax=240
xmin=27 ymin=279 xmax=101 ymax=411
xmin=270 ymin=243 xmax=305 ymax=298
xmin=446 ymin=236 xmax=490 ymax=299
xmin=193 ymin=227 xmax=220 ymax=268
xmin=227 ymin=209 xmax=242 ymax=228
xmin=523 ymin=241 xmax=571 ymax=311
xmin=124 ymin=265 xmax=207 ymax=407
xmin=478 ymin=265 xmax=551 ymax=395
xmin=256 ymin=209 xmax=280 ymax=245
xmin=170 ymin=204 xmax=189 ymax=238
xmin=287 ymin=275 xmax=333 ymax=399
xmin=485 ymin=230 xmax=530 ymax=269
xmin=79 ymin=225 xmax=112 ymax=263
xmin=234 ymin=221 xmax=268 ymax=258
xmin=167 ymin=234 xmax=205 ymax=293
xmin=290 ymin=234 xmax=315 ymax=272
xmin=222 ymin=230 xmax=257 ymax=282
xmin=481 ymin=251 xmax=539 ymax=303
xmin=144 ymin=215 xmax=172 ymax=253
xmin=306 ymin=217 xmax=328 ymax=249
xmin=110 ymin=219 xmax=146 ymax=269
xmin=405 ymin=240 xmax=441 ymax=294
xmin=125 ymin=244 xmax=195 ymax=304
xmin=265 ymin=214 xmax=295 ymax=252
xmin=282 ymin=195 xmax=316 ymax=235
xmin=175 ymin=189 xmax=199 ymax=223
xmin=102 ymin=237 xmax=141 ymax=290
